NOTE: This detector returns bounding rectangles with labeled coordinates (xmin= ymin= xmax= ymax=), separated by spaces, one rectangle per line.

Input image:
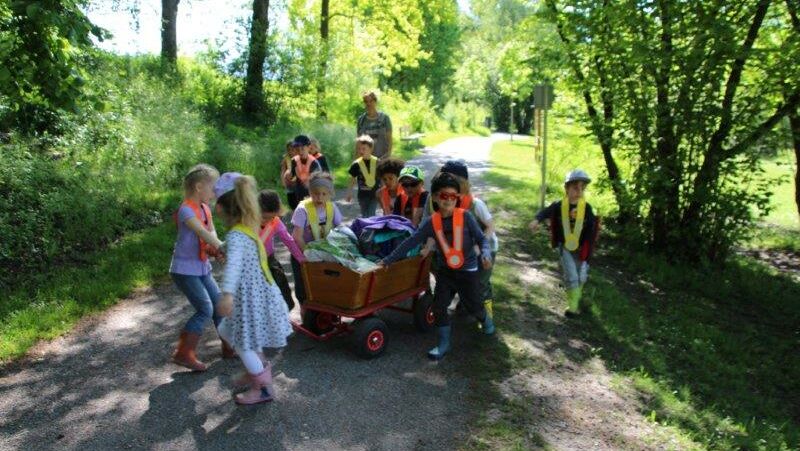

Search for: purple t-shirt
xmin=291 ymin=202 xmax=343 ymax=243
xmin=169 ymin=205 xmax=214 ymax=276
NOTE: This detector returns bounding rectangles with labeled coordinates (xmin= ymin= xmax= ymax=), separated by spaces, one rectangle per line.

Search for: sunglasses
xmin=437 ymin=192 xmax=459 ymax=202
xmin=401 ymin=180 xmax=421 ymax=188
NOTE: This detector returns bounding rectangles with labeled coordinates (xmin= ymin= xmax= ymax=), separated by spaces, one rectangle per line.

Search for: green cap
xmin=399 ymin=165 xmax=424 ymax=182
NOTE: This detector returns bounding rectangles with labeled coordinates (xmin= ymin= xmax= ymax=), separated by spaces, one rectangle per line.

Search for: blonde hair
xmin=183 ymin=164 xmax=219 ymax=192
xmin=455 ymin=175 xmax=471 ymax=195
xmin=217 ymin=175 xmax=261 ymax=232
xmin=361 ymin=90 xmax=378 ymax=102
xmin=356 ymin=134 xmax=374 ymax=148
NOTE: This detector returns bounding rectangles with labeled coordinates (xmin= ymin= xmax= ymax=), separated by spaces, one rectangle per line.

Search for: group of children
xmin=169 ymin=133 xmax=599 ymax=405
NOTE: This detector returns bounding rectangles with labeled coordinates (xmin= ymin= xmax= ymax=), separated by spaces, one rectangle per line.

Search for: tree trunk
xmin=160 ymin=0 xmax=179 ymax=68
xmin=243 ymin=0 xmax=270 ymax=118
xmin=316 ymin=0 xmax=330 ymax=119
xmin=790 ymin=108 xmax=800 ymax=220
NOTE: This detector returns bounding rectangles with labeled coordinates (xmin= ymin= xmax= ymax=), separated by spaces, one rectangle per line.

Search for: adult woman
xmin=356 ymin=90 xmax=393 ymax=159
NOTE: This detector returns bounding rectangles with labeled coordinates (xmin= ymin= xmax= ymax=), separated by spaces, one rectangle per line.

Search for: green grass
xmin=0 ymin=221 xmax=176 ymax=361
xmin=468 ymin=128 xmax=800 ymax=450
xmin=759 ymin=151 xmax=799 ymax=230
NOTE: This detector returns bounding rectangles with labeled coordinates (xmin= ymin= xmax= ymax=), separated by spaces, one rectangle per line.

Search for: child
xmin=439 ymin=160 xmax=499 ymax=323
xmin=214 ymin=173 xmax=292 ymax=405
xmin=290 ymin=135 xmax=322 ymax=204
xmin=378 ymin=172 xmax=493 ymax=361
xmin=346 ymin=135 xmax=380 ymax=217
xmin=280 ymin=139 xmax=299 ymax=210
xmin=291 ymin=172 xmax=343 ymax=304
xmin=170 ymin=164 xmax=229 ymax=372
xmin=396 ymin=166 xmax=429 ymax=226
xmin=529 ymin=169 xmax=599 ymax=318
xmin=376 ymin=157 xmax=406 ymax=215
xmin=309 ymin=136 xmax=330 ymax=173
xmin=259 ymin=190 xmax=306 ymax=311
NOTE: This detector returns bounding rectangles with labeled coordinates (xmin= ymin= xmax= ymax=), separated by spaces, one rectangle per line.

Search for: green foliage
xmin=384 ymin=0 xmax=461 ymax=107
xmin=540 ymin=0 xmax=800 ymax=262
xmin=0 ymin=0 xmax=107 ymax=134
xmin=483 ymin=136 xmax=800 ymax=450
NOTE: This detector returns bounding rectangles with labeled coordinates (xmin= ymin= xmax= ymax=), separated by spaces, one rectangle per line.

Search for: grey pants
xmin=358 ymin=190 xmax=378 ymax=218
xmin=559 ymin=246 xmax=589 ymax=289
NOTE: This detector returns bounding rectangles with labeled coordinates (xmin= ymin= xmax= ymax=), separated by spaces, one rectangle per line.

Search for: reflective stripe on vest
xmin=259 ymin=217 xmax=281 ymax=250
xmin=232 ymin=224 xmax=275 ymax=285
xmin=175 ymin=200 xmax=213 ymax=262
xmin=399 ymin=190 xmax=425 ymax=218
xmin=356 ymin=155 xmax=378 ymax=188
xmin=432 ymin=208 xmax=465 ymax=269
xmin=561 ymin=197 xmax=586 ymax=252
xmin=293 ymin=155 xmax=317 ymax=184
xmin=303 ymin=199 xmax=334 ymax=241
xmin=380 ymin=185 xmax=405 ymax=214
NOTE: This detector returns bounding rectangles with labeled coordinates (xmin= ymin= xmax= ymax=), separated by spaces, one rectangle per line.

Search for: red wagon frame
xmin=291 ymin=255 xmax=435 ymax=358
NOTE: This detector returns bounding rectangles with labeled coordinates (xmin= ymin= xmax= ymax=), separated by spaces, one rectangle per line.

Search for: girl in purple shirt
xmin=169 ymin=164 xmax=227 ymax=372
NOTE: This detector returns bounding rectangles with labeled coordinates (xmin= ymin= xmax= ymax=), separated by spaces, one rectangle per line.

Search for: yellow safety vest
xmin=231 ymin=224 xmax=275 ymax=285
xmin=303 ymin=199 xmax=334 ymax=241
xmin=356 ymin=156 xmax=378 ymax=189
xmin=561 ymin=197 xmax=586 ymax=252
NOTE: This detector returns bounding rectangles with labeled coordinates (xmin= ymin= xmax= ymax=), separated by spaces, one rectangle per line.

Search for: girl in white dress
xmin=214 ymin=172 xmax=292 ymax=405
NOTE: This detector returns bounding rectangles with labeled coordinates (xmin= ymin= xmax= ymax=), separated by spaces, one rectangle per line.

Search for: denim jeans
xmin=559 ymin=246 xmax=589 ymax=289
xmin=171 ymin=272 xmax=222 ymax=334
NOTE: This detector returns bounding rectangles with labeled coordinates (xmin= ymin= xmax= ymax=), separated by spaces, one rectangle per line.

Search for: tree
xmin=385 ymin=0 xmax=461 ymax=107
xmin=243 ymin=0 xmax=269 ymax=119
xmin=544 ymin=0 xmax=800 ymax=261
xmin=160 ymin=0 xmax=179 ymax=69
xmin=0 ymin=0 xmax=106 ymax=135
xmin=316 ymin=0 xmax=329 ymax=119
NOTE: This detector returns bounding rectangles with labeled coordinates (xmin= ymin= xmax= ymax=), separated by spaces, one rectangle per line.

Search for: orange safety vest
xmin=293 ymin=155 xmax=317 ymax=184
xmin=399 ymin=190 xmax=425 ymax=217
xmin=175 ymin=200 xmax=213 ymax=261
xmin=432 ymin=208 xmax=465 ymax=269
xmin=458 ymin=194 xmax=473 ymax=211
xmin=259 ymin=217 xmax=281 ymax=246
xmin=380 ymin=185 xmax=405 ymax=214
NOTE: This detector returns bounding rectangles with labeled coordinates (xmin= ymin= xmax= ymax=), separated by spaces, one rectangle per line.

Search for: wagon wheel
xmin=302 ymin=309 xmax=337 ymax=335
xmin=412 ymin=292 xmax=436 ymax=332
xmin=352 ymin=317 xmax=388 ymax=359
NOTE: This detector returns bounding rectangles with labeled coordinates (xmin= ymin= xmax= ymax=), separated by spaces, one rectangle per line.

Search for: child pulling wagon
xmin=378 ymin=172 xmax=494 ymax=361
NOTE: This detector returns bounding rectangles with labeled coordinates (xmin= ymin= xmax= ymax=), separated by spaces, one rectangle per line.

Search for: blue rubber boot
xmin=482 ymin=305 xmax=496 ymax=336
xmin=427 ymin=326 xmax=451 ymax=360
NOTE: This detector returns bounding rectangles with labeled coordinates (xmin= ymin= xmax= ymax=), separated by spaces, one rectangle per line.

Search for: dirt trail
xmin=0 ymin=134 xmax=685 ymax=450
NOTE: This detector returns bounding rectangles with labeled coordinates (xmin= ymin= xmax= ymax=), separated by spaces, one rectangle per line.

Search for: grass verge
xmin=1 ymin=221 xmax=176 ymax=361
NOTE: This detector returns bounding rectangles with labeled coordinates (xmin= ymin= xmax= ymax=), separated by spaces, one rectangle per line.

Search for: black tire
xmin=412 ymin=292 xmax=436 ymax=332
xmin=302 ymin=309 xmax=336 ymax=335
xmin=352 ymin=317 xmax=388 ymax=359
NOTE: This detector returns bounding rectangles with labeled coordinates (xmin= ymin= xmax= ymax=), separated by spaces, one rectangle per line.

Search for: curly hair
xmin=377 ymin=157 xmax=405 ymax=178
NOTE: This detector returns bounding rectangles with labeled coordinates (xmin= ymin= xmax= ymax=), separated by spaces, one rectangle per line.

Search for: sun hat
xmin=214 ymin=172 xmax=242 ymax=198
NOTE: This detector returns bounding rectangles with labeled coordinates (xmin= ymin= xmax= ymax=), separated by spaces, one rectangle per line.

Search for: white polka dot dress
xmin=218 ymin=230 xmax=292 ymax=351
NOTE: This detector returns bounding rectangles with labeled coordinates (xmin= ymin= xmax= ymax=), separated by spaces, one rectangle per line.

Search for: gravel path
xmin=0 ymin=135 xmax=505 ymax=451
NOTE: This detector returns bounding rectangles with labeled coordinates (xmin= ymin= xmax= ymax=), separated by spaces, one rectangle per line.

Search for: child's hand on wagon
xmin=216 ymin=293 xmax=234 ymax=317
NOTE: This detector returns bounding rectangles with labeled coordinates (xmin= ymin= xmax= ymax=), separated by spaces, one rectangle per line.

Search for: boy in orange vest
xmin=396 ymin=166 xmax=428 ymax=226
xmin=289 ymin=135 xmax=322 ymax=204
xmin=378 ymin=172 xmax=493 ymax=360
xmin=376 ymin=157 xmax=406 ymax=215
